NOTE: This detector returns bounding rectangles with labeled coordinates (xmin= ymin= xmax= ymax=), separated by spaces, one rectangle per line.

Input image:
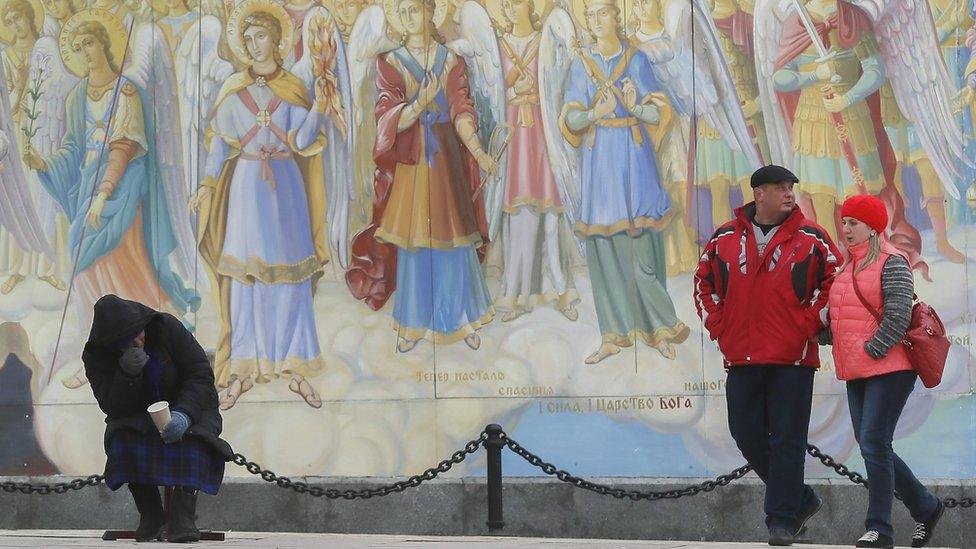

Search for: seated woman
xmin=84 ymin=295 xmax=233 ymax=543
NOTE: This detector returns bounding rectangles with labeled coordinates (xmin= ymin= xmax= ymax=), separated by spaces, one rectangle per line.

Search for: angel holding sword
xmin=190 ymin=0 xmax=334 ymax=410
xmin=755 ymin=0 xmax=967 ymax=273
xmin=344 ymin=0 xmax=499 ymax=352
xmin=553 ymin=0 xmax=690 ymax=364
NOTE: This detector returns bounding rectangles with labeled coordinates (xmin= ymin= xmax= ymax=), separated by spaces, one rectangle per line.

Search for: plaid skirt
xmin=104 ymin=430 xmax=225 ymax=495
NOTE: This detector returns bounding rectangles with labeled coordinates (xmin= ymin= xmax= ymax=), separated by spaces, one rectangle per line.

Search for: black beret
xmin=750 ymin=165 xmax=799 ymax=188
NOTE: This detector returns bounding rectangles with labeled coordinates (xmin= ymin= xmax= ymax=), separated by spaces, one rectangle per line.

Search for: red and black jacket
xmin=694 ymin=203 xmax=841 ymax=368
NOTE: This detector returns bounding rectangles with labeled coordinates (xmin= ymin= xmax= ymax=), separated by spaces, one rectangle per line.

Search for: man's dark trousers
xmin=726 ymin=365 xmax=818 ymax=530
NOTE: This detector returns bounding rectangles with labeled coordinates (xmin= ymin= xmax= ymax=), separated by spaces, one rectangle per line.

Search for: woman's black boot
xmin=128 ymin=483 xmax=165 ymax=542
xmin=166 ymin=486 xmax=201 ymax=543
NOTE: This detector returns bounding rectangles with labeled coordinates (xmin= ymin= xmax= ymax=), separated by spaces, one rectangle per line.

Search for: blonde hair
xmin=2 ymin=0 xmax=39 ymax=39
xmin=72 ymin=21 xmax=120 ymax=73
xmin=852 ymin=232 xmax=882 ymax=275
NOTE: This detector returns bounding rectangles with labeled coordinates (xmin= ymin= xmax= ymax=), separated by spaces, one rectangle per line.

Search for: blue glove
xmin=161 ymin=411 xmax=191 ymax=444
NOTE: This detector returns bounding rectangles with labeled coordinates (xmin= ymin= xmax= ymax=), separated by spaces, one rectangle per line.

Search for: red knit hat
xmin=841 ymin=195 xmax=888 ymax=234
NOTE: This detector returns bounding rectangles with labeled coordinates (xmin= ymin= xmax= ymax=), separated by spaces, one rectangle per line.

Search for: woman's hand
xmin=161 ymin=411 xmax=191 ymax=444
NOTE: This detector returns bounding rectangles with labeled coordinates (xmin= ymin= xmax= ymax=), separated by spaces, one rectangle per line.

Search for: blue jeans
xmin=847 ymin=370 xmax=939 ymax=537
xmin=726 ymin=366 xmax=819 ymax=530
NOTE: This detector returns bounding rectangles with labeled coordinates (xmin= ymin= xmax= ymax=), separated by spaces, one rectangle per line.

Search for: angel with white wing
xmin=21 ymin=9 xmax=199 ymax=376
xmin=0 ymin=0 xmax=70 ymax=294
xmin=190 ymin=0 xmax=335 ymax=409
xmin=631 ymin=0 xmax=762 ymax=273
xmin=549 ymin=0 xmax=689 ymax=364
xmin=157 ymin=0 xmax=201 ymax=54
xmin=755 ymin=0 xmax=967 ymax=272
xmin=343 ymin=0 xmax=498 ymax=353
xmin=465 ymin=0 xmax=580 ymax=323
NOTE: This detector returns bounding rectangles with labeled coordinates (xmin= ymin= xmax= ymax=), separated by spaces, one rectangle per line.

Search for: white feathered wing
xmin=447 ymin=0 xmax=507 ymax=240
xmin=851 ymin=0 xmax=966 ymax=199
xmin=754 ymin=0 xmax=793 ymax=168
xmin=654 ymin=0 xmax=761 ymax=168
xmin=124 ymin=22 xmax=198 ymax=279
xmin=539 ymin=7 xmax=582 ymax=242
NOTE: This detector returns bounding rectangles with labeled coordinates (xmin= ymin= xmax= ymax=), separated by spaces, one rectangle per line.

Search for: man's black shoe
xmin=855 ymin=530 xmax=894 ymax=548
xmin=911 ymin=499 xmax=944 ymax=548
xmin=768 ymin=527 xmax=794 ymax=546
xmin=793 ymin=493 xmax=823 ymax=536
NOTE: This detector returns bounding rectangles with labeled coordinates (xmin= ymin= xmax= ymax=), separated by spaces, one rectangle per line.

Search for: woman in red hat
xmin=825 ymin=195 xmax=942 ymax=548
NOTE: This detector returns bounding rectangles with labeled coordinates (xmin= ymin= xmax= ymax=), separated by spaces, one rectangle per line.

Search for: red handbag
xmin=852 ymin=269 xmax=950 ymax=388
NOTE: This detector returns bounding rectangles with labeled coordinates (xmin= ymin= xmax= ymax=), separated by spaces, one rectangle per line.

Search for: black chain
xmin=230 ymin=431 xmax=488 ymax=499
xmin=503 ymin=434 xmax=753 ymax=501
xmin=806 ymin=444 xmax=975 ymax=508
xmin=0 ymin=475 xmax=104 ymax=495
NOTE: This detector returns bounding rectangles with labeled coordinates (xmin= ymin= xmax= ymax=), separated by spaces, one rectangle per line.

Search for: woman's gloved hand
xmin=161 ymin=411 xmax=191 ymax=444
xmin=119 ymin=347 xmax=149 ymax=376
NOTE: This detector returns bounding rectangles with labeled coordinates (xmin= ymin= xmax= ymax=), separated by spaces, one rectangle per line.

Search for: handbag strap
xmin=850 ymin=260 xmax=884 ymax=322
xmin=850 ymin=258 xmax=919 ymax=324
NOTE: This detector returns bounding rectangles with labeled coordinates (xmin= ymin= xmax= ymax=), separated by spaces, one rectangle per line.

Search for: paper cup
xmin=147 ymin=401 xmax=171 ymax=432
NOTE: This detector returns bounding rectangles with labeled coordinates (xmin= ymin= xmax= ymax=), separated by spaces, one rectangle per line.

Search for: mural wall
xmin=0 ymin=0 xmax=974 ymax=480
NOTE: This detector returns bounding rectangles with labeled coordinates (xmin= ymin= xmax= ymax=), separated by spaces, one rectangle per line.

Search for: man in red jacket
xmin=694 ymin=165 xmax=841 ymax=546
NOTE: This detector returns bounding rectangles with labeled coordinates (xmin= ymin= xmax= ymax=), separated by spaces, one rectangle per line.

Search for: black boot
xmin=166 ymin=487 xmax=201 ymax=543
xmin=128 ymin=484 xmax=165 ymax=542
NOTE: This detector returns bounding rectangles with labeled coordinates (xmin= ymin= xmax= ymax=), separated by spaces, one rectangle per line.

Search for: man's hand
xmin=87 ymin=192 xmax=108 ymax=229
xmin=823 ymin=94 xmax=850 ymax=113
xmin=814 ymin=62 xmax=834 ymax=82
xmin=23 ymin=144 xmax=46 ymax=171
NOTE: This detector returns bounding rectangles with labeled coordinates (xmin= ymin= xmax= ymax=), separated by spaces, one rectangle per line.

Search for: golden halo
xmin=0 ymin=0 xmax=45 ymax=45
xmin=59 ymin=9 xmax=128 ymax=78
xmin=484 ymin=0 xmax=549 ymax=32
xmin=226 ymin=0 xmax=296 ymax=66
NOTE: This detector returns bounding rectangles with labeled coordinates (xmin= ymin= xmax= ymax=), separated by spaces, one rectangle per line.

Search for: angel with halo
xmin=84 ymin=0 xmax=131 ymax=27
xmin=466 ymin=0 xmax=581 ymax=324
xmin=343 ymin=0 xmax=499 ymax=353
xmin=545 ymin=0 xmax=690 ymax=364
xmin=190 ymin=0 xmax=337 ymax=410
xmin=40 ymin=0 xmax=77 ymax=37
xmin=630 ymin=0 xmax=762 ymax=273
xmin=754 ymin=0 xmax=969 ymax=273
xmin=0 ymin=0 xmax=70 ymax=294
xmin=328 ymin=0 xmax=368 ymax=43
xmin=21 ymin=8 xmax=200 ymax=384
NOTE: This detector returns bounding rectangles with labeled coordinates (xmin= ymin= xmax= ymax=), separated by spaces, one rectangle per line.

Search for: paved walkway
xmin=0 ymin=531 xmax=949 ymax=548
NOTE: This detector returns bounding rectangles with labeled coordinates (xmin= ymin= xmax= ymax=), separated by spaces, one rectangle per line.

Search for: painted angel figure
xmin=344 ymin=0 xmax=498 ymax=352
xmin=329 ymin=0 xmax=368 ymax=42
xmin=0 ymin=0 xmax=69 ymax=294
xmin=190 ymin=0 xmax=334 ymax=410
xmin=22 ymin=9 xmax=200 ymax=386
xmin=0 ymin=54 xmax=53 ymax=272
xmin=754 ymin=0 xmax=968 ymax=272
xmin=84 ymin=0 xmax=131 ymax=27
xmin=630 ymin=0 xmax=762 ymax=273
xmin=41 ymin=0 xmax=77 ymax=37
xmin=157 ymin=0 xmax=201 ymax=54
xmin=475 ymin=0 xmax=580 ymax=323
xmin=545 ymin=0 xmax=690 ymax=364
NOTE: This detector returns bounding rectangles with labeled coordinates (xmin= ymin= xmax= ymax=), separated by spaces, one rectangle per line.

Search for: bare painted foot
xmin=937 ymin=239 xmax=966 ymax=264
xmin=1 ymin=274 xmax=24 ymax=295
xmin=397 ymin=338 xmax=418 ymax=353
xmin=219 ymin=377 xmax=253 ymax=411
xmin=289 ymin=376 xmax=322 ymax=409
xmin=654 ymin=342 xmax=677 ymax=360
xmin=559 ymin=305 xmax=579 ymax=322
xmin=501 ymin=307 xmax=529 ymax=322
xmin=38 ymin=275 xmax=66 ymax=291
xmin=464 ymin=333 xmax=481 ymax=350
xmin=61 ymin=367 xmax=88 ymax=389
xmin=584 ymin=343 xmax=620 ymax=364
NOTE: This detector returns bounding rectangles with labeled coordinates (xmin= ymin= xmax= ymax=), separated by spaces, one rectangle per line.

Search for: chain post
xmin=484 ymin=424 xmax=505 ymax=533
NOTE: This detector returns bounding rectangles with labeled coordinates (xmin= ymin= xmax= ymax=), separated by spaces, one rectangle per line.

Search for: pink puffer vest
xmin=828 ymin=239 xmax=913 ymax=381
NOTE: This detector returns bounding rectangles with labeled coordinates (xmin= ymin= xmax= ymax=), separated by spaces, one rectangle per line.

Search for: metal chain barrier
xmin=502 ymin=433 xmax=753 ymax=501
xmin=0 ymin=475 xmax=104 ymax=495
xmin=229 ymin=431 xmax=488 ymax=499
xmin=0 ymin=426 xmax=972 ymax=511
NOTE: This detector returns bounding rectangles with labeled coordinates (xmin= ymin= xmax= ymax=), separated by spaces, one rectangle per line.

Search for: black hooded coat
xmin=83 ymin=295 xmax=233 ymax=460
